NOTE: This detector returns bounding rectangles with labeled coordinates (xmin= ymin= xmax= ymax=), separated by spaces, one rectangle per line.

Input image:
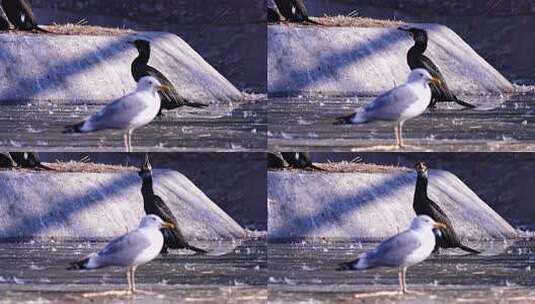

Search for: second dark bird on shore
xmin=1 ymin=0 xmax=49 ymax=32
xmin=413 ymin=161 xmax=480 ymax=254
xmin=274 ymin=0 xmax=321 ymax=24
xmin=398 ymin=27 xmax=475 ymax=109
xmin=129 ymin=39 xmax=208 ymax=116
xmin=139 ymin=154 xmax=207 ymax=254
xmin=281 ymin=152 xmax=324 ymax=171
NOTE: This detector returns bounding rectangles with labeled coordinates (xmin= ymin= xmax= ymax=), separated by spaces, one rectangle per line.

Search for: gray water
xmin=268 ymin=95 xmax=535 ymax=152
xmin=268 ymin=240 xmax=535 ymax=303
xmin=0 ymin=240 xmax=267 ymax=303
xmin=0 ymin=100 xmax=267 ymax=152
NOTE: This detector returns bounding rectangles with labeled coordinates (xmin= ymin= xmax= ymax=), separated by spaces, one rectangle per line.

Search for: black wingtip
xmin=63 ymin=122 xmax=84 ymax=134
xmin=67 ymin=258 xmax=89 ymax=270
xmin=337 ymin=260 xmax=357 ymax=271
xmin=334 ymin=114 xmax=353 ymax=125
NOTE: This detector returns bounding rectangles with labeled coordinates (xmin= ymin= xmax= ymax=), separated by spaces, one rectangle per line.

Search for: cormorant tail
xmin=36 ymin=163 xmax=56 ymax=171
xmin=337 ymin=260 xmax=358 ymax=271
xmin=186 ymin=244 xmax=208 ymax=254
xmin=67 ymin=257 xmax=90 ymax=270
xmin=184 ymin=100 xmax=209 ymax=108
xmin=309 ymin=164 xmax=326 ymax=172
xmin=453 ymin=97 xmax=476 ymax=109
xmin=35 ymin=26 xmax=51 ymax=33
xmin=458 ymin=243 xmax=481 ymax=254
xmin=305 ymin=18 xmax=322 ymax=25
xmin=63 ymin=122 xmax=85 ymax=134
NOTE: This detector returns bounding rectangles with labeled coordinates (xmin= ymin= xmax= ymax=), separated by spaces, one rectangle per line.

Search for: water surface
xmin=268 ymin=95 xmax=535 ymax=152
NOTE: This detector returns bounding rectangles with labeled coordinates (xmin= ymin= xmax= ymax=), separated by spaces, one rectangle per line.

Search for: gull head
xmin=128 ymin=39 xmax=150 ymax=51
xmin=410 ymin=215 xmax=447 ymax=231
xmin=137 ymin=76 xmax=171 ymax=95
xmin=398 ymin=26 xmax=428 ymax=44
xmin=139 ymin=214 xmax=175 ymax=230
xmin=407 ymin=69 xmax=441 ymax=86
xmin=138 ymin=153 xmax=152 ymax=178
xmin=415 ymin=161 xmax=428 ymax=178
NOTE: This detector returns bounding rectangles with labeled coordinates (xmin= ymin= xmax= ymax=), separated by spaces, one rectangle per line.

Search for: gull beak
xmin=161 ymin=222 xmax=175 ymax=229
xmin=157 ymin=85 xmax=172 ymax=94
xmin=433 ymin=222 xmax=447 ymax=229
xmin=430 ymin=77 xmax=442 ymax=86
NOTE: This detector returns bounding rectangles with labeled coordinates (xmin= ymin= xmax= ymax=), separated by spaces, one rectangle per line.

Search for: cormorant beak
xmin=433 ymin=222 xmax=447 ymax=229
xmin=429 ymin=77 xmax=442 ymax=86
xmin=161 ymin=222 xmax=175 ymax=229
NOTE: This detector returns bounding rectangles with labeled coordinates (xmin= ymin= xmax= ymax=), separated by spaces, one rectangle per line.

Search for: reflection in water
xmin=268 ymin=95 xmax=535 ymax=152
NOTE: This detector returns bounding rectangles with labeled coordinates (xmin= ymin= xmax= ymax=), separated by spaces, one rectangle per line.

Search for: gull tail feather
xmin=335 ymin=112 xmax=366 ymax=125
xmin=63 ymin=121 xmax=85 ymax=134
xmin=67 ymin=257 xmax=90 ymax=270
xmin=337 ymin=259 xmax=359 ymax=271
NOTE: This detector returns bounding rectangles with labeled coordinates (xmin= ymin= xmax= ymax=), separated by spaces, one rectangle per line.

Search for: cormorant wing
xmin=419 ymin=55 xmax=456 ymax=99
xmin=151 ymin=195 xmax=180 ymax=225
xmin=143 ymin=65 xmax=188 ymax=107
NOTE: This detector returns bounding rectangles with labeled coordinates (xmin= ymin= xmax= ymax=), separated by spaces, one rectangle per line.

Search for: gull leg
xmin=128 ymin=129 xmax=134 ymax=152
xmin=130 ymin=267 xmax=136 ymax=294
xmin=398 ymin=122 xmax=405 ymax=148
xmin=394 ymin=124 xmax=401 ymax=148
xmin=123 ymin=133 xmax=129 ymax=153
xmin=126 ymin=268 xmax=133 ymax=294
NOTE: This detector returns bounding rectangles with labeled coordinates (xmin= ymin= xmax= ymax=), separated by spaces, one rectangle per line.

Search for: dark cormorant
xmin=268 ymin=152 xmax=286 ymax=169
xmin=398 ymin=27 xmax=475 ymax=109
xmin=274 ymin=0 xmax=321 ymax=24
xmin=1 ymin=0 xmax=49 ymax=32
xmin=129 ymin=39 xmax=208 ymax=116
xmin=413 ymin=162 xmax=480 ymax=254
xmin=139 ymin=154 xmax=207 ymax=254
xmin=268 ymin=6 xmax=282 ymax=22
xmin=0 ymin=152 xmax=16 ymax=168
xmin=10 ymin=152 xmax=55 ymax=170
xmin=281 ymin=152 xmax=324 ymax=171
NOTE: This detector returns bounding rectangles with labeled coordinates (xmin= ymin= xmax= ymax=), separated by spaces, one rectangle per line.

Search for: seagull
xmin=398 ymin=27 xmax=475 ymax=109
xmin=335 ymin=68 xmax=440 ymax=149
xmin=68 ymin=215 xmax=174 ymax=295
xmin=63 ymin=76 xmax=170 ymax=152
xmin=338 ymin=215 xmax=447 ymax=294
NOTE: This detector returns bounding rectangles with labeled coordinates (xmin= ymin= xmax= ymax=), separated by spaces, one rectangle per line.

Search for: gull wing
xmin=362 ymin=84 xmax=420 ymax=121
xmin=361 ymin=230 xmax=423 ymax=268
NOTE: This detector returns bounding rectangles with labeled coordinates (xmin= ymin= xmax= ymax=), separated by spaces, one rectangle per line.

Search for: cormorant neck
xmin=414 ymin=173 xmax=429 ymax=201
xmin=409 ymin=40 xmax=427 ymax=56
xmin=134 ymin=47 xmax=150 ymax=66
xmin=141 ymin=174 xmax=154 ymax=198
